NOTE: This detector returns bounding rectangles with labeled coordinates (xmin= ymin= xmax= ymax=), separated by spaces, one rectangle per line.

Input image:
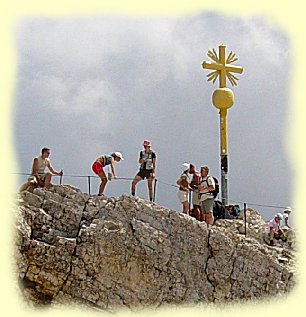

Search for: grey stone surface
xmin=15 ymin=185 xmax=296 ymax=310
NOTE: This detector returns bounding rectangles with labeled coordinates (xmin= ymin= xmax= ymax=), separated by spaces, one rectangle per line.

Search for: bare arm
xmin=285 ymin=218 xmax=292 ymax=229
xmin=47 ymin=161 xmax=62 ymax=176
xmin=32 ymin=158 xmax=39 ymax=179
xmin=110 ymin=158 xmax=116 ymax=177
xmin=152 ymin=157 xmax=156 ymax=176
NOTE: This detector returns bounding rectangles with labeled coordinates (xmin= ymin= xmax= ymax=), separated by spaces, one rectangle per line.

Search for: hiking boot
xmin=269 ymin=240 xmax=275 ymax=246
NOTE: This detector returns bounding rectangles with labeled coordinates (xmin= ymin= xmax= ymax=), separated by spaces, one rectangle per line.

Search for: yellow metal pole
xmin=220 ymin=109 xmax=228 ymax=156
xmin=202 ymin=44 xmax=243 ymax=206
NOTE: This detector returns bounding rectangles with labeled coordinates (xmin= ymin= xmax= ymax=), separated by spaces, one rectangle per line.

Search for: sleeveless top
xmin=103 ymin=155 xmax=112 ymax=166
xmin=140 ymin=150 xmax=156 ymax=170
xmin=33 ymin=156 xmax=49 ymax=174
xmin=179 ymin=172 xmax=190 ymax=191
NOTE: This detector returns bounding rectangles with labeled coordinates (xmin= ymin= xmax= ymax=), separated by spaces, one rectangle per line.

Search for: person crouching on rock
xmin=176 ymin=163 xmax=191 ymax=215
xmin=19 ymin=147 xmax=63 ymax=192
xmin=92 ymin=152 xmax=124 ymax=196
xmin=267 ymin=213 xmax=285 ymax=246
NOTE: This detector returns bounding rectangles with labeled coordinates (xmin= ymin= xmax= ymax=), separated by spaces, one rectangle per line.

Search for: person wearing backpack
xmin=198 ymin=165 xmax=215 ymax=225
xmin=131 ymin=140 xmax=156 ymax=202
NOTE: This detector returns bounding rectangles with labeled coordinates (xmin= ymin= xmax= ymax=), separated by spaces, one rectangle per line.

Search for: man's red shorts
xmin=92 ymin=161 xmax=104 ymax=175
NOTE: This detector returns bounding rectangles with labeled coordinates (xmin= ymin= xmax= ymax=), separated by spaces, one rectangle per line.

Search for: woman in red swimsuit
xmin=92 ymin=151 xmax=124 ymax=196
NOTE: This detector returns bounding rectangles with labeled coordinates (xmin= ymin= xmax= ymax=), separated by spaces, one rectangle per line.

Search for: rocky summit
xmin=15 ymin=184 xmax=296 ymax=311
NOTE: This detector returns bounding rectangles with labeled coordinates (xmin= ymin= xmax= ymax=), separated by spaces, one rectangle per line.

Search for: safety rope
xmin=13 ymin=172 xmax=293 ymax=210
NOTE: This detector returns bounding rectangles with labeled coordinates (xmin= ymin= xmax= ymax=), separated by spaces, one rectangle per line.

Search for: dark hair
xmin=41 ymin=147 xmax=50 ymax=155
xmin=190 ymin=163 xmax=195 ymax=169
xmin=111 ymin=153 xmax=117 ymax=158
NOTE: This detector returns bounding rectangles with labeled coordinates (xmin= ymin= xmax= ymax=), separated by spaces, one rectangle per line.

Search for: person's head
xmin=41 ymin=147 xmax=50 ymax=158
xmin=143 ymin=140 xmax=151 ymax=152
xmin=284 ymin=206 xmax=292 ymax=215
xmin=181 ymin=163 xmax=190 ymax=173
xmin=189 ymin=163 xmax=195 ymax=174
xmin=112 ymin=152 xmax=124 ymax=162
xmin=200 ymin=165 xmax=209 ymax=177
xmin=274 ymin=213 xmax=282 ymax=222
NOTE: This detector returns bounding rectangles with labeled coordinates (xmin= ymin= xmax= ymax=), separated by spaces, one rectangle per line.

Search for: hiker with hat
xmin=267 ymin=213 xmax=286 ymax=246
xmin=131 ymin=140 xmax=156 ymax=202
xmin=176 ymin=163 xmax=192 ymax=215
xmin=280 ymin=206 xmax=293 ymax=231
xmin=92 ymin=152 xmax=124 ymax=196
xmin=198 ymin=165 xmax=215 ymax=225
xmin=19 ymin=147 xmax=63 ymax=192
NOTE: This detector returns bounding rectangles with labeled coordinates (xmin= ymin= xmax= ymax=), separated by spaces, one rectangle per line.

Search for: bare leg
xmin=131 ymin=175 xmax=142 ymax=196
xmin=44 ymin=173 xmax=53 ymax=190
xmin=98 ymin=171 xmax=107 ymax=195
xmin=19 ymin=180 xmax=36 ymax=192
xmin=193 ymin=205 xmax=201 ymax=221
xmin=147 ymin=177 xmax=153 ymax=201
xmin=206 ymin=212 xmax=214 ymax=225
xmin=183 ymin=201 xmax=189 ymax=215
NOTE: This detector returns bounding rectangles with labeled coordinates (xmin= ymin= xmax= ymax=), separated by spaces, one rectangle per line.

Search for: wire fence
xmin=13 ymin=172 xmax=293 ymax=211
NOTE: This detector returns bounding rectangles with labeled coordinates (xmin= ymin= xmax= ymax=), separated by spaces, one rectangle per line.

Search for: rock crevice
xmin=15 ymin=185 xmax=296 ymax=309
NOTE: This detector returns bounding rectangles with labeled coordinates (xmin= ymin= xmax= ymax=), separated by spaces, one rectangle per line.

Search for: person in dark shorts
xmin=131 ymin=140 xmax=156 ymax=201
xmin=92 ymin=152 xmax=124 ymax=196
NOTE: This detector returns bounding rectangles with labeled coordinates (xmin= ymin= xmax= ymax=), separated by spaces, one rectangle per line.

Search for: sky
xmin=13 ymin=12 xmax=291 ymax=221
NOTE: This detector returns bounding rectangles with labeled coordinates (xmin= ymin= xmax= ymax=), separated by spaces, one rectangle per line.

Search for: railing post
xmin=88 ymin=176 xmax=91 ymax=195
xmin=153 ymin=179 xmax=157 ymax=202
xmin=244 ymin=202 xmax=247 ymax=237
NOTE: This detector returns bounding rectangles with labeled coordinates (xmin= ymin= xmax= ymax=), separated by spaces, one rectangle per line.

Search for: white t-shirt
xmin=280 ymin=213 xmax=289 ymax=229
xmin=200 ymin=176 xmax=215 ymax=201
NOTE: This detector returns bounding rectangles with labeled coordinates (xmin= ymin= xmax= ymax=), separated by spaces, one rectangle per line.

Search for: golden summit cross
xmin=202 ymin=44 xmax=243 ymax=88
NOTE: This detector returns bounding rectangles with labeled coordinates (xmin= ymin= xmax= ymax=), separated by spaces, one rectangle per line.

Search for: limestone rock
xmin=15 ymin=186 xmax=296 ymax=311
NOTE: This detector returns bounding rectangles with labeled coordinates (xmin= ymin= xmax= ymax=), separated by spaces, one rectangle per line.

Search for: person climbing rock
xmin=267 ymin=213 xmax=285 ymax=246
xmin=280 ymin=206 xmax=293 ymax=232
xmin=92 ymin=152 xmax=124 ymax=196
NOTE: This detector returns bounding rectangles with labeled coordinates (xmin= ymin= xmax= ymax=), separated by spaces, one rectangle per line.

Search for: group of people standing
xmin=19 ymin=144 xmax=294 ymax=237
xmin=19 ymin=142 xmax=215 ymax=225
xmin=19 ymin=140 xmax=157 ymax=202
xmin=177 ymin=164 xmax=216 ymax=225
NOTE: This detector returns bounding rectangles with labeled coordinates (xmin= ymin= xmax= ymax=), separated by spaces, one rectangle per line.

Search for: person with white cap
xmin=267 ymin=213 xmax=285 ymax=246
xmin=131 ymin=140 xmax=156 ymax=202
xmin=280 ymin=206 xmax=293 ymax=231
xmin=92 ymin=152 xmax=124 ymax=196
xmin=176 ymin=163 xmax=191 ymax=214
